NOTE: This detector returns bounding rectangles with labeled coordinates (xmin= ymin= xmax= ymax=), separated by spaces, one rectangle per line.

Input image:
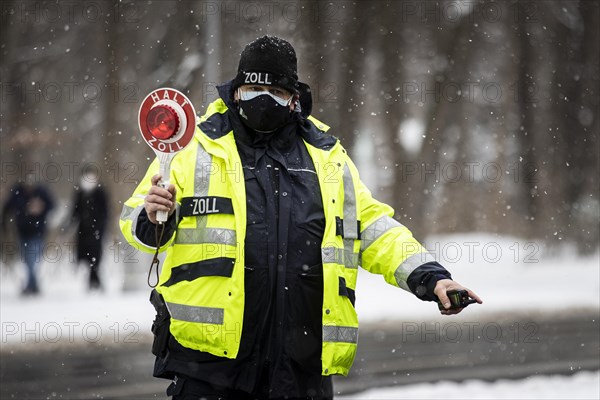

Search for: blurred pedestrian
xmin=2 ymin=173 xmax=55 ymax=296
xmin=70 ymin=166 xmax=109 ymax=291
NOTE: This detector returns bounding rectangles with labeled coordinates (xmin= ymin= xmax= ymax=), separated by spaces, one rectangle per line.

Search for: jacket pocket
xmin=162 ymin=257 xmax=235 ymax=287
xmin=289 ymin=169 xmax=325 ymax=234
xmin=284 ymin=264 xmax=324 ymax=373
xmin=243 ymin=174 xmax=268 ymax=262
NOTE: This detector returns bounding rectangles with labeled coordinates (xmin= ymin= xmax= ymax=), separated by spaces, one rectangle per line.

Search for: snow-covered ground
xmin=1 ymin=234 xmax=598 ymax=398
xmin=1 ymin=234 xmax=598 ymax=345
xmin=337 ymin=370 xmax=600 ymax=399
xmin=0 ymin=243 xmax=156 ymax=346
xmin=355 ymin=233 xmax=600 ymax=323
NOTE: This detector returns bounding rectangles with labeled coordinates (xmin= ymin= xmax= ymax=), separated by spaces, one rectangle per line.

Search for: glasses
xmin=238 ymin=89 xmax=292 ymax=107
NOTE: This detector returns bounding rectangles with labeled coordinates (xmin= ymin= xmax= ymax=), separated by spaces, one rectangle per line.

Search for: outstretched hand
xmin=434 ymin=279 xmax=482 ymax=315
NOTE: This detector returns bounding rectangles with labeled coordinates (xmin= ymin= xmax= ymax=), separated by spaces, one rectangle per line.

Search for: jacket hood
xmin=200 ymin=80 xmax=335 ymax=151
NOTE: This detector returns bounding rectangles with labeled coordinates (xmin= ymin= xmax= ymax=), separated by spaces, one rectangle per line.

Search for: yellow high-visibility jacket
xmin=120 ymin=98 xmax=435 ymax=376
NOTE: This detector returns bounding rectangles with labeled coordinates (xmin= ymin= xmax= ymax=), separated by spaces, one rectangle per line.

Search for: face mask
xmin=80 ymin=177 xmax=98 ymax=192
xmin=237 ymin=90 xmax=292 ymax=133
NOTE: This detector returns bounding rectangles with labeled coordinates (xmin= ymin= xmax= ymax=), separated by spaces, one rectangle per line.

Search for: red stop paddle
xmin=138 ymin=88 xmax=196 ymax=223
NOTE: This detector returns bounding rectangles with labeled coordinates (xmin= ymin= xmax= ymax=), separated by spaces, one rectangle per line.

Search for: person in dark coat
xmin=71 ymin=166 xmax=109 ymax=290
xmin=2 ymin=174 xmax=55 ymax=295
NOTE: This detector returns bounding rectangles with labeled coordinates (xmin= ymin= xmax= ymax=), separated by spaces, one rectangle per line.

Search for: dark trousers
xmin=88 ymin=256 xmax=101 ymax=289
xmin=78 ymin=241 xmax=102 ymax=290
xmin=20 ymin=237 xmax=43 ymax=293
xmin=166 ymin=375 xmax=333 ymax=400
xmin=167 ymin=376 xmax=249 ymax=400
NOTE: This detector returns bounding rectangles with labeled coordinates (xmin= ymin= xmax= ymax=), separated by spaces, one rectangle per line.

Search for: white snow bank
xmin=355 ymin=233 xmax=599 ymax=322
xmin=1 ymin=251 xmax=154 ymax=346
xmin=337 ymin=370 xmax=600 ymax=399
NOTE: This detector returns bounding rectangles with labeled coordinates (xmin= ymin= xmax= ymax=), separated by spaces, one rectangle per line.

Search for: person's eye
xmin=270 ymin=89 xmax=285 ymax=97
xmin=250 ymin=86 xmax=263 ymax=91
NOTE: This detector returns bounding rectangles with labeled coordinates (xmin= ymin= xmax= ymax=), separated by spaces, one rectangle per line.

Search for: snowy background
xmin=1 ymin=1 xmax=599 ymax=399
xmin=1 ymin=235 xmax=598 ymax=398
xmin=2 ymin=235 xmax=598 ymax=345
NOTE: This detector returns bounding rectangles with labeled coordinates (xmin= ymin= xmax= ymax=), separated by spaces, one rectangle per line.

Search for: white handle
xmin=156 ymin=179 xmax=170 ymax=223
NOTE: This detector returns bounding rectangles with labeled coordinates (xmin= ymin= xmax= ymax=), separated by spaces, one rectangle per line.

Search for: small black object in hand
xmin=438 ymin=289 xmax=478 ymax=310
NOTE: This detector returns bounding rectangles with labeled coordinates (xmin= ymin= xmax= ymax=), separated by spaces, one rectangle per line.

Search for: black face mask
xmin=238 ymin=94 xmax=292 ymax=133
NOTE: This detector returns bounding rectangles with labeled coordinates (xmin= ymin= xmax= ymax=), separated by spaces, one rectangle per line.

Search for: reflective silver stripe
xmin=394 ymin=251 xmax=436 ymax=291
xmin=127 ymin=205 xmax=147 ymax=243
xmin=322 ymin=247 xmax=339 ymax=264
xmin=166 ymin=302 xmax=224 ymax=325
xmin=175 ymin=227 xmax=237 ymax=246
xmin=323 ymin=325 xmax=358 ymax=344
xmin=342 ymin=164 xmax=358 ymax=239
xmin=121 ymin=201 xmax=179 ymax=226
xmin=174 ymin=202 xmax=181 ymax=221
xmin=344 ymin=239 xmax=360 ymax=269
xmin=121 ymin=203 xmax=167 ymax=249
xmin=195 ymin=142 xmax=212 ymax=197
xmin=120 ymin=205 xmax=135 ymax=221
xmin=345 ymin=252 xmax=359 ymax=269
xmin=174 ymin=143 xmax=237 ymax=246
xmin=360 ymin=216 xmax=403 ymax=252
xmin=322 ymin=246 xmax=359 ymax=269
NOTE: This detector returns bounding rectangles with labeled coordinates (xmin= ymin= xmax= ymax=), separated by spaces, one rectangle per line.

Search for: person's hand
xmin=434 ymin=279 xmax=482 ymax=315
xmin=144 ymin=174 xmax=177 ymax=224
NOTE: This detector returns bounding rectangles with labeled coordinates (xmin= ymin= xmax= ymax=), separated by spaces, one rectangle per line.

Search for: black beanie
xmin=232 ymin=36 xmax=299 ymax=94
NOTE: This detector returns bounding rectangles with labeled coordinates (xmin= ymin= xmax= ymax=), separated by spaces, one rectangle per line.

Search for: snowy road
xmin=335 ymin=309 xmax=599 ymax=394
xmin=1 ymin=310 xmax=598 ymax=399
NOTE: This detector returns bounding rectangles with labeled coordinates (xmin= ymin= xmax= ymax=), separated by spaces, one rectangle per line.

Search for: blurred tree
xmin=1 ymin=0 xmax=597 ymax=253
